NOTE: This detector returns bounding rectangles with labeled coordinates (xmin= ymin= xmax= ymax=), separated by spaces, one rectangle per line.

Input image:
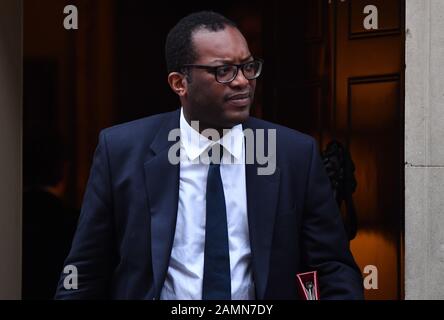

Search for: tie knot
xmin=208 ymin=144 xmax=223 ymax=165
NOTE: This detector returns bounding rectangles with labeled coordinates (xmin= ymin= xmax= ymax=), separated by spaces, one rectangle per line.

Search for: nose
xmin=229 ymin=67 xmax=249 ymax=88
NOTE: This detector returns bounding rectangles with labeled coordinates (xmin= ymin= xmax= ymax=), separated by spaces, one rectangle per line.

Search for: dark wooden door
xmin=264 ymin=0 xmax=404 ymax=299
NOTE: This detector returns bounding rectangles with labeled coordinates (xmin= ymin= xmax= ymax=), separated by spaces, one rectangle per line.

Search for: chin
xmin=223 ymin=106 xmax=250 ymax=126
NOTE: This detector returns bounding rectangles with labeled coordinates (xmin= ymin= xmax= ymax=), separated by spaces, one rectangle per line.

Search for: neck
xmin=183 ymin=110 xmax=232 ymax=139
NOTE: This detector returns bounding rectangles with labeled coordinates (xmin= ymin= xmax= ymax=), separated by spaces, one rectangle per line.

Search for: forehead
xmin=191 ymin=26 xmax=251 ymax=63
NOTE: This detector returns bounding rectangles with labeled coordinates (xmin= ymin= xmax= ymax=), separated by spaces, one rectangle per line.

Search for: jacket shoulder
xmin=100 ymin=110 xmax=179 ymax=146
xmin=245 ymin=116 xmax=316 ymax=148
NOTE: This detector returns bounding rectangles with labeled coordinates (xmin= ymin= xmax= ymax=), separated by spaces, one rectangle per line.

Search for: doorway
xmin=22 ymin=0 xmax=405 ymax=300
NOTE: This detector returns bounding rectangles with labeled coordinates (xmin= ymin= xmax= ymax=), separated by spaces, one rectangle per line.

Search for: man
xmin=55 ymin=11 xmax=363 ymax=300
xmin=23 ymin=134 xmax=78 ymax=299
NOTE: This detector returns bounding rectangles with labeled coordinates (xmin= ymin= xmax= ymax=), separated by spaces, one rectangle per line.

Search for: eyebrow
xmin=211 ymin=55 xmax=253 ymax=64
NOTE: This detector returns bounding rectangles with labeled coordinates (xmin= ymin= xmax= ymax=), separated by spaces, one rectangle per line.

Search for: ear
xmin=167 ymin=72 xmax=188 ymax=97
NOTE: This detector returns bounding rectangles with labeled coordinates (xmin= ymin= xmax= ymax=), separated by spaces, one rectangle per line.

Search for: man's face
xmin=183 ymin=26 xmax=256 ymax=130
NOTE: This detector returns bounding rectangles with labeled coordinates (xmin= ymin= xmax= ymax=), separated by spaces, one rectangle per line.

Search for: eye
xmin=244 ymin=62 xmax=255 ymax=71
xmin=216 ymin=65 xmax=233 ymax=77
xmin=243 ymin=61 xmax=257 ymax=73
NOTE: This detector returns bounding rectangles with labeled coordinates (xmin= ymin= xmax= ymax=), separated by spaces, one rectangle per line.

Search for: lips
xmin=226 ymin=92 xmax=250 ymax=101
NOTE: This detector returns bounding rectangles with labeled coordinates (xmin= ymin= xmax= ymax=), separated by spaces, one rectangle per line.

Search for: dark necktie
xmin=202 ymin=145 xmax=231 ymax=300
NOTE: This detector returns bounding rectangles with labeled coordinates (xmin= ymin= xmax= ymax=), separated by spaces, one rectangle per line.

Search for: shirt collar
xmin=180 ymin=107 xmax=244 ymax=162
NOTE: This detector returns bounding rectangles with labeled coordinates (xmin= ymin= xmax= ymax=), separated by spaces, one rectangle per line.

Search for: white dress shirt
xmin=160 ymin=108 xmax=255 ymax=300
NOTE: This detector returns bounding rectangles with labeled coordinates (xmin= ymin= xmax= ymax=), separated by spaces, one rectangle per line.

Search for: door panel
xmin=349 ymin=0 xmax=402 ymax=37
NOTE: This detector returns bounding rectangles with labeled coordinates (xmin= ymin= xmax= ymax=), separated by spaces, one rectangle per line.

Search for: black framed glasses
xmin=181 ymin=58 xmax=263 ymax=84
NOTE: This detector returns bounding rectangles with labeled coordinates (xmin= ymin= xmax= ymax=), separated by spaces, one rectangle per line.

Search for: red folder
xmin=296 ymin=271 xmax=320 ymax=300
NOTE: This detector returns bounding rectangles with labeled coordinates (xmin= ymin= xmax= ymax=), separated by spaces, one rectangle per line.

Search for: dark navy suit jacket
xmin=55 ymin=109 xmax=364 ymax=299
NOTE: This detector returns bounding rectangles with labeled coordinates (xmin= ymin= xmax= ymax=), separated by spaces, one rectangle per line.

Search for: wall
xmin=405 ymin=0 xmax=444 ymax=299
xmin=0 ymin=0 xmax=23 ymax=299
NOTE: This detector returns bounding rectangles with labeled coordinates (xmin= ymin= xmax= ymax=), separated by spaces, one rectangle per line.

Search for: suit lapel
xmin=143 ymin=110 xmax=180 ymax=299
xmin=243 ymin=119 xmax=281 ymax=300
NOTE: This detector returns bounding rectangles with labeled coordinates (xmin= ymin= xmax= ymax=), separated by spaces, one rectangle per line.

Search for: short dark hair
xmin=165 ymin=11 xmax=238 ymax=74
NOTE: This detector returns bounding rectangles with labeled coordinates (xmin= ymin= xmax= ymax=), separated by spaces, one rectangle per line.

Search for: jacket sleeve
xmin=55 ymin=131 xmax=117 ymax=299
xmin=301 ymin=138 xmax=364 ymax=299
